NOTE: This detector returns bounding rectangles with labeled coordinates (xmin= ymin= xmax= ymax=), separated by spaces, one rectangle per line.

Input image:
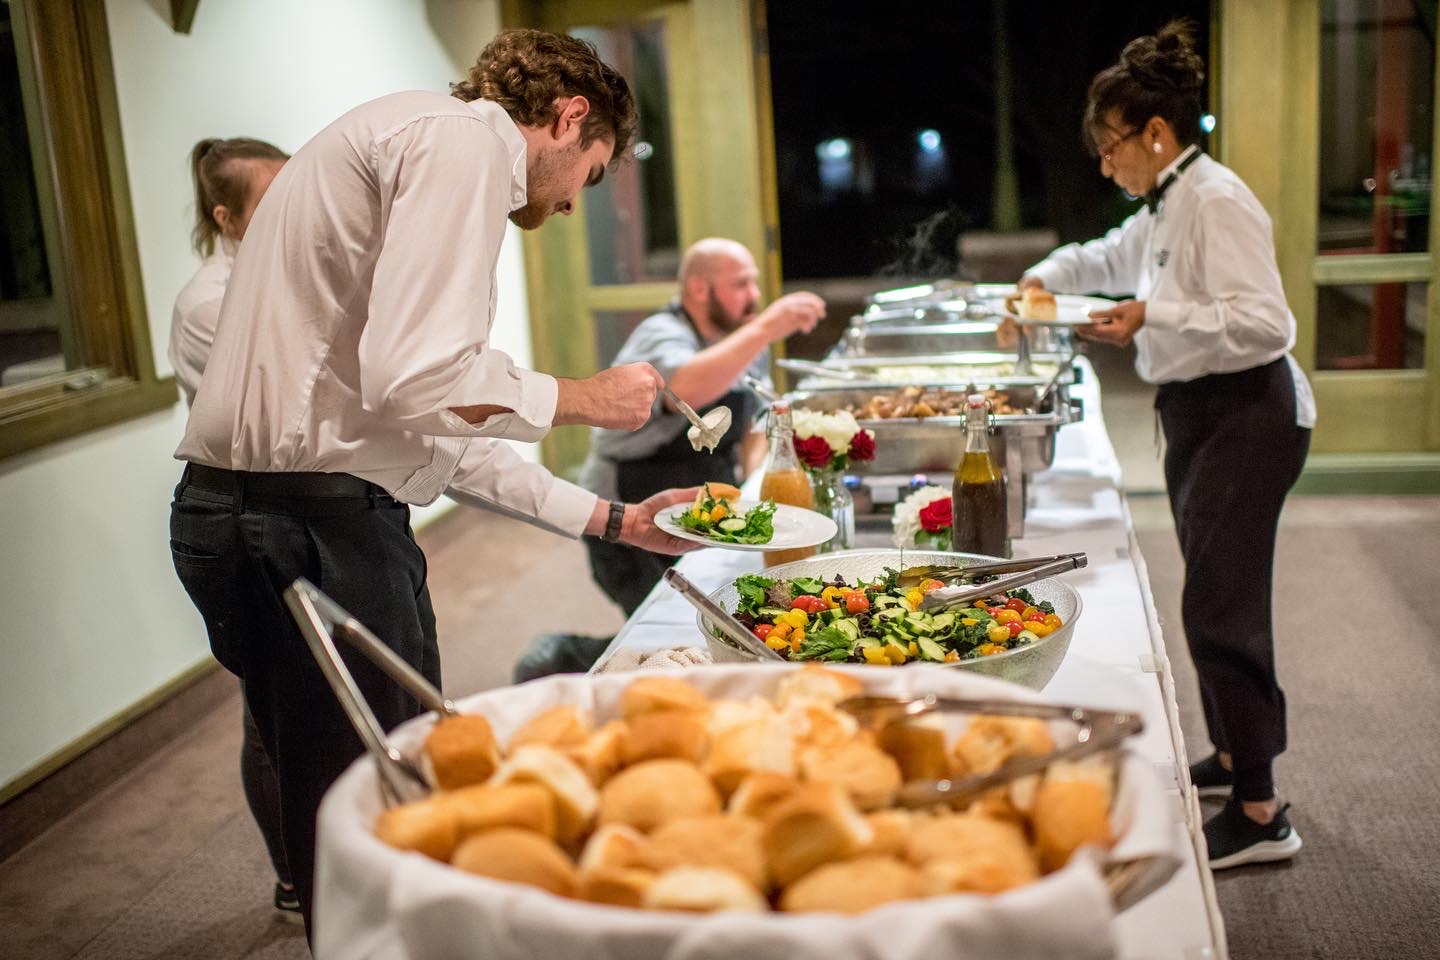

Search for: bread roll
xmin=798 ymin=740 xmax=902 ymax=811
xmin=566 ymin=720 xmax=625 ymax=786
xmin=620 ymin=710 xmax=709 ymax=766
xmin=774 ymin=665 xmax=863 ymax=708
xmin=951 ymin=715 xmax=1055 ymax=777
xmin=577 ymin=865 xmax=656 ymax=908
xmin=704 ymin=715 xmax=796 ymax=797
xmin=707 ymin=696 xmax=778 ymax=736
xmin=510 ymin=705 xmax=591 ymax=751
xmin=642 ymin=867 xmax=768 ymax=913
xmin=423 ymin=714 xmax=500 ymax=790
xmin=643 ymin=815 xmax=768 ymax=893
xmin=440 ymin=782 xmax=557 ymax=841
xmin=876 ymin=717 xmax=950 ymax=782
xmin=761 ymin=782 xmax=873 ymax=886
xmin=597 ymin=759 xmax=721 ymax=833
xmin=1031 ymin=759 xmax=1115 ymax=872
xmin=372 ymin=798 xmax=460 ymax=861
xmin=780 ymin=856 xmax=922 ymax=914
xmin=488 ymin=745 xmax=598 ymax=845
xmin=727 ymin=771 xmax=802 ymax=821
xmin=451 ymin=828 xmax=577 ymax=897
xmin=579 ymin=823 xmax=651 ymax=872
xmin=1019 ymin=288 xmax=1057 ymax=322
xmin=619 ymin=676 xmax=711 ymax=720
xmin=864 ymin=809 xmax=914 ymax=859
xmin=786 ymin=702 xmax=860 ymax=749
xmin=906 ymin=814 xmax=1039 ymax=895
xmin=698 ymin=481 xmax=743 ymax=503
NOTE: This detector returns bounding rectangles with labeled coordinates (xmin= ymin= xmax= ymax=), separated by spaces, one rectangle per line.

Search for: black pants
xmin=1157 ymin=357 xmax=1310 ymax=802
xmin=240 ymin=695 xmax=290 ymax=888
xmin=585 ymin=535 xmax=678 ymax=618
xmin=169 ymin=466 xmax=440 ymax=935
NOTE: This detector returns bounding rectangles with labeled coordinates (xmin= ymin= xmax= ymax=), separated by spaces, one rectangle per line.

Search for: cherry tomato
xmin=789 ymin=595 xmax=812 ymax=612
xmin=1007 ymin=621 xmax=1024 ymax=637
xmin=754 ymin=624 xmax=773 ymax=640
xmin=1005 ymin=597 xmax=1028 ymax=612
xmin=920 ymin=579 xmax=946 ymax=593
xmin=1043 ymin=613 xmax=1062 ymax=628
xmin=995 ymin=609 xmax=1022 ymax=625
xmin=844 ymin=591 xmax=870 ymax=614
xmin=989 ymin=607 xmax=1006 ymax=617
xmin=1025 ymin=610 xmax=1046 ymax=623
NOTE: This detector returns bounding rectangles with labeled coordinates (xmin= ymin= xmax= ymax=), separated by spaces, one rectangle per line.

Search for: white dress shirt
xmin=176 ymin=91 xmax=598 ymax=537
xmin=169 ymin=239 xmax=235 ymax=406
xmin=1027 ymin=146 xmax=1315 ymax=427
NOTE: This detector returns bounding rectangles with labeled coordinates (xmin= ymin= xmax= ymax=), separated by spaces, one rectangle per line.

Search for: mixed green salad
xmin=676 ymin=485 xmax=777 ymax=545
xmin=727 ymin=568 xmax=1065 ymax=665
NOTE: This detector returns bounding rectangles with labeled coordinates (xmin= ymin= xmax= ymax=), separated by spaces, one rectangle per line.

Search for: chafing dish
xmin=790 ymin=352 xmax=1076 ymax=390
xmin=841 ymin=320 xmax=1074 ymax=358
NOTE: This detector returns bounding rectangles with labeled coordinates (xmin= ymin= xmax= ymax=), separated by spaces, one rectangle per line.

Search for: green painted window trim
xmin=1311 ymin=252 xmax=1432 ymax=286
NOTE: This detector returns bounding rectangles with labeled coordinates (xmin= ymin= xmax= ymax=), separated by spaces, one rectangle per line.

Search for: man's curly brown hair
xmin=453 ymin=29 xmax=638 ymax=165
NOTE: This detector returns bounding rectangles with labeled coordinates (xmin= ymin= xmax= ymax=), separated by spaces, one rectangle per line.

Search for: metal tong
xmin=662 ymin=386 xmax=730 ymax=451
xmin=837 ymin=693 xmax=1142 ymax=808
xmin=916 ymin=553 xmax=1088 ymax=612
xmin=663 ymin=568 xmax=787 ymax=662
xmin=284 ymin=578 xmax=457 ymax=806
xmin=776 ymin=357 xmax=862 ymax=381
xmin=898 ymin=552 xmax=1086 ymax=588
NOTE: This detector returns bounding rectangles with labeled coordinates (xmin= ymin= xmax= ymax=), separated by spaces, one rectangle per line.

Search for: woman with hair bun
xmin=169 ymin=137 xmax=288 ymax=405
xmin=1020 ymin=20 xmax=1312 ymax=870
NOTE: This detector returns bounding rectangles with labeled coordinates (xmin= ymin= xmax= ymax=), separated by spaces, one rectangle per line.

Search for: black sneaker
xmin=1188 ymin=753 xmax=1233 ymax=799
xmin=274 ymin=882 xmax=302 ymax=923
xmin=1204 ymin=800 xmax=1302 ymax=870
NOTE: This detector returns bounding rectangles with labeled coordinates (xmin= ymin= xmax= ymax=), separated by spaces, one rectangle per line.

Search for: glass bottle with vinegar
xmin=951 ymin=394 xmax=1010 ymax=557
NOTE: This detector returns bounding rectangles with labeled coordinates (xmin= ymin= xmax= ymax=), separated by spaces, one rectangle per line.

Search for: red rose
xmin=792 ymin=434 xmax=834 ymax=469
xmin=848 ymin=429 xmax=876 ymax=462
xmin=918 ymin=497 xmax=953 ymax=533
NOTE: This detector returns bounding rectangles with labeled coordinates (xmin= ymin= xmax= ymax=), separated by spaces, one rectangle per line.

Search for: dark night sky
xmin=766 ymin=1 xmax=1211 ymax=279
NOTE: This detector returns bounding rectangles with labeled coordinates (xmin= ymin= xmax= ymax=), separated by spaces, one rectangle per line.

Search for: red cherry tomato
xmin=1007 ymin=621 xmax=1024 ymax=637
xmin=1005 ymin=597 xmax=1028 ymax=612
xmin=1025 ymin=610 xmax=1046 ymax=623
xmin=844 ymin=591 xmax=870 ymax=614
xmin=754 ymin=624 xmax=773 ymax=640
xmin=989 ymin=607 xmax=1006 ymax=618
xmin=921 ymin=580 xmax=946 ymax=593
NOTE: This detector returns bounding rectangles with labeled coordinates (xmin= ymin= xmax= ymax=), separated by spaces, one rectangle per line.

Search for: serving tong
xmin=662 ymin=385 xmax=731 ymax=452
xmin=283 ymin=578 xmax=456 ymax=807
xmin=912 ymin=553 xmax=1088 ymax=612
xmin=663 ymin=568 xmax=787 ymax=662
xmin=837 ymin=693 xmax=1142 ymax=809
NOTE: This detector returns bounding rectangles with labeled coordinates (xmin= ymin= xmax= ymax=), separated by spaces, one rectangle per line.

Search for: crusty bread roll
xmin=951 ymin=715 xmax=1056 ymax=777
xmin=619 ymin=676 xmax=711 ymax=721
xmin=798 ymin=740 xmax=902 ymax=811
xmin=451 ymin=828 xmax=577 ymax=897
xmin=864 ymin=808 xmax=914 ymax=859
xmin=727 ymin=771 xmax=802 ymax=821
xmin=509 ymin=705 xmax=591 ymax=752
xmin=1031 ymin=759 xmax=1115 ymax=872
xmin=565 ymin=720 xmax=625 ymax=787
xmin=642 ymin=815 xmax=768 ymax=893
xmin=704 ymin=715 xmax=796 ymax=797
xmin=774 ymin=665 xmax=864 ymax=708
xmin=440 ymin=782 xmax=557 ymax=841
xmin=579 ymin=823 xmax=651 ymax=872
xmin=876 ymin=717 xmax=950 ymax=782
xmin=707 ymin=696 xmax=778 ymax=736
xmin=423 ymin=714 xmax=500 ymax=790
xmin=761 ymin=782 xmax=874 ymax=886
xmin=597 ymin=759 xmax=721 ymax=833
xmin=786 ymin=701 xmax=860 ymax=749
xmin=642 ymin=867 xmax=768 ymax=913
xmin=577 ymin=865 xmax=656 ymax=908
xmin=489 ymin=745 xmax=598 ymax=845
xmin=697 ymin=481 xmax=742 ymax=504
xmin=906 ymin=814 xmax=1039 ymax=895
xmin=372 ymin=798 xmax=460 ymax=862
xmin=620 ymin=710 xmax=709 ymax=766
xmin=779 ymin=856 xmax=922 ymax=914
xmin=1019 ymin=288 xmax=1057 ymax=322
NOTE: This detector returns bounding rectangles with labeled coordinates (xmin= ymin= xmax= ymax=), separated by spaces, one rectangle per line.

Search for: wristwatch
xmin=601 ymin=501 xmax=627 ymax=542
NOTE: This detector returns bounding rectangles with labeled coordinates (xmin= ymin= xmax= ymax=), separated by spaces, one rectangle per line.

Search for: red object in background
xmin=918 ymin=498 xmax=953 ymax=533
xmin=793 ymin=434 xmax=834 ymax=469
xmin=848 ymin=430 xmax=876 ymax=461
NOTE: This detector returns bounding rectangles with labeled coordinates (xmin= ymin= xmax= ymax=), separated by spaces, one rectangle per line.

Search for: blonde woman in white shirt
xmin=170 ymin=136 xmax=296 ymax=918
xmin=1022 ymin=20 xmax=1310 ymax=870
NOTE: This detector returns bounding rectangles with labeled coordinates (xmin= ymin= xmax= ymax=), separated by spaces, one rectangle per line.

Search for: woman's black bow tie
xmin=1145 ymin=148 xmax=1203 ymax=213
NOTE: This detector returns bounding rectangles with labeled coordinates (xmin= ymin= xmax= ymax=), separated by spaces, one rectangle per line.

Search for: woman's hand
xmin=1077 ymin=299 xmax=1146 ymax=348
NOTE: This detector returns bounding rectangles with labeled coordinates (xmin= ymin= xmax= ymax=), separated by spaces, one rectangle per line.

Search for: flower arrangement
xmin=892 ymin=484 xmax=952 ymax=550
xmin=790 ymin=408 xmax=876 ymax=474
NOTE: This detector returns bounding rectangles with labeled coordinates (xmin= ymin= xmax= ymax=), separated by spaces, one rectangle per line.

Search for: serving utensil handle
xmin=920 ymin=555 xmax=1087 ymax=611
xmin=661 ymin=386 xmax=707 ymax=431
xmin=662 ymin=568 xmax=788 ymax=662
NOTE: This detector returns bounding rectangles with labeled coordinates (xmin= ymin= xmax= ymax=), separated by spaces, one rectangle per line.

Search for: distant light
xmin=1200 ymin=113 xmax=1216 ymax=134
xmin=918 ymin=129 xmax=942 ymax=153
xmin=817 ymin=137 xmax=852 ymax=161
xmin=633 ymin=141 xmax=654 ymax=160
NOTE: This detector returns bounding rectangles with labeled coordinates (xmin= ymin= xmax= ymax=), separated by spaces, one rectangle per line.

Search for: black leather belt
xmin=182 ymin=463 xmax=392 ymax=501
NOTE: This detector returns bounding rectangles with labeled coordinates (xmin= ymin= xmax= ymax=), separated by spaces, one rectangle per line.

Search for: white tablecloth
xmin=593 ymin=358 xmax=1228 ymax=960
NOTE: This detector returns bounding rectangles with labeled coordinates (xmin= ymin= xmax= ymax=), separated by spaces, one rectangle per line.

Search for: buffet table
xmin=592 ymin=358 xmax=1228 ymax=960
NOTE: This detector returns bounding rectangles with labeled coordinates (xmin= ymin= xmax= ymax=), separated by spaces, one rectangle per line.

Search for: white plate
xmin=984 ymin=294 xmax=1116 ymax=326
xmin=657 ymin=500 xmax=839 ymax=552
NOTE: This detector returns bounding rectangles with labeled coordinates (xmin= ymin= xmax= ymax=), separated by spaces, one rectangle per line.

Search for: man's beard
xmin=707 ymin=288 xmax=756 ymax=333
xmin=509 ymin=141 xmax=583 ymax=230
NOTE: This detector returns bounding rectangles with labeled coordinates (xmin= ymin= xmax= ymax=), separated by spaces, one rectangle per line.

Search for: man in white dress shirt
xmin=169 ymin=30 xmax=692 ymax=931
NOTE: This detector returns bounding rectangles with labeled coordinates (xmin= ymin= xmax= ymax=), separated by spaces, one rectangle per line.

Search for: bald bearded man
xmin=578 ymin=237 xmax=824 ymax=615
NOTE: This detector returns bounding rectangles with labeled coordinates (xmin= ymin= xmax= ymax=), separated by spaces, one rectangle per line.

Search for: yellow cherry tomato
xmin=1043 ymin=613 xmax=1063 ymax=628
xmin=995 ymin=609 xmax=1022 ymax=625
xmin=987 ymin=623 xmax=1011 ymax=645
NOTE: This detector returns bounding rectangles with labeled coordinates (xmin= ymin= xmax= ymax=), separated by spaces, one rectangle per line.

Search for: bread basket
xmin=698 ymin=550 xmax=1081 ymax=690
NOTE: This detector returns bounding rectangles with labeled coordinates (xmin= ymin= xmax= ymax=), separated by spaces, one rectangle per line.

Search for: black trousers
xmin=169 ymin=466 xmax=440 ymax=935
xmin=585 ymin=535 xmax=678 ymax=618
xmin=1157 ymin=357 xmax=1310 ymax=802
xmin=240 ymin=695 xmax=290 ymax=888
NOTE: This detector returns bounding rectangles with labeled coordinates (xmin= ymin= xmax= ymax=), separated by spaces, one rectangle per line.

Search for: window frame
xmin=0 ymin=0 xmax=175 ymax=462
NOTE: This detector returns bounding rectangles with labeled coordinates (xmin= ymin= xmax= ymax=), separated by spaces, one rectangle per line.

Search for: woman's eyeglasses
xmin=1097 ymin=128 xmax=1143 ymax=164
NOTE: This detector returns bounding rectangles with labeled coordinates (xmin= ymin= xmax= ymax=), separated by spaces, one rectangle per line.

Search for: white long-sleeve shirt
xmin=176 ymin=91 xmax=598 ymax=537
xmin=1027 ymin=146 xmax=1315 ymax=427
xmin=169 ymin=240 xmax=235 ymax=407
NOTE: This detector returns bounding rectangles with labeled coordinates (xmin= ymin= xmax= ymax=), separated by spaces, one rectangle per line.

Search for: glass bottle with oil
xmin=759 ymin=401 xmax=816 ymax=567
xmin=951 ymin=393 xmax=1009 ymax=557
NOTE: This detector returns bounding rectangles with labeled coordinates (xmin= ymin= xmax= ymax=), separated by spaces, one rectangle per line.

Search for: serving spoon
xmin=663 ymin=385 xmax=731 ymax=453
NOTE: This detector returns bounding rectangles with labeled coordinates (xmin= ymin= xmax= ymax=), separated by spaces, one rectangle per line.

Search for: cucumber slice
xmin=834 ymin=619 xmax=860 ymax=640
xmin=717 ymin=517 xmax=746 ymax=533
xmin=916 ymin=637 xmax=947 ymax=661
xmin=930 ymin=613 xmax=955 ymax=632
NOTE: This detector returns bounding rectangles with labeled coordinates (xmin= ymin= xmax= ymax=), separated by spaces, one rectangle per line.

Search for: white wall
xmin=0 ymin=0 xmax=528 ymax=789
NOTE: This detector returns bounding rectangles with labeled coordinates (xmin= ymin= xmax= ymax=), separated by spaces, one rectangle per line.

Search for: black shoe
xmin=274 ymin=882 xmax=302 ymax=923
xmin=1189 ymin=753 xmax=1233 ymax=799
xmin=512 ymin=633 xmax=613 ymax=683
xmin=1204 ymin=799 xmax=1302 ymax=870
